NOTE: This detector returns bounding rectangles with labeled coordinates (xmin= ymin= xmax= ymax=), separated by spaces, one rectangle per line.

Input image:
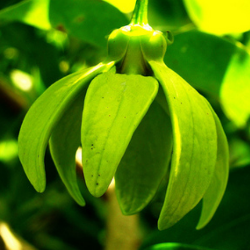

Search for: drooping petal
xmin=18 ymin=62 xmax=113 ymax=192
xmin=49 ymin=91 xmax=87 ymax=206
xmin=196 ymin=103 xmax=229 ymax=229
xmin=115 ymin=100 xmax=173 ymax=215
xmin=149 ymin=61 xmax=217 ymax=230
xmin=81 ymin=71 xmax=159 ymax=197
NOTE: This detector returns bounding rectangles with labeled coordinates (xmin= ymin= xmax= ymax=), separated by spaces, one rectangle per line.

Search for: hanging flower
xmin=18 ymin=0 xmax=229 ymax=230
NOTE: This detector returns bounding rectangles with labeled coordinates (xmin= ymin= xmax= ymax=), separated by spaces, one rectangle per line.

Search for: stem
xmin=104 ymin=182 xmax=141 ymax=250
xmin=130 ymin=0 xmax=148 ymax=26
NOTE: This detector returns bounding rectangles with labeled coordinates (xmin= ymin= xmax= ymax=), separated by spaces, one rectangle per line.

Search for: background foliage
xmin=0 ymin=0 xmax=250 ymax=249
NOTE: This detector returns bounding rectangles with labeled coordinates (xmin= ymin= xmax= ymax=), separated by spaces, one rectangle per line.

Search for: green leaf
xmin=49 ymin=0 xmax=128 ymax=47
xmin=143 ymin=242 xmax=212 ymax=250
xmin=196 ymin=104 xmax=229 ymax=229
xmin=0 ymin=0 xmax=51 ymax=30
xmin=149 ymin=61 xmax=217 ymax=230
xmin=140 ymin=166 xmax=250 ymax=250
xmin=115 ymin=100 xmax=173 ymax=215
xmin=220 ymin=49 xmax=250 ymax=128
xmin=164 ymin=31 xmax=235 ymax=98
xmin=49 ymin=92 xmax=86 ymax=206
xmin=183 ymin=0 xmax=250 ymax=35
xmin=165 ymin=30 xmax=250 ymax=128
xmin=81 ymin=71 xmax=159 ymax=197
xmin=18 ymin=62 xmax=113 ymax=192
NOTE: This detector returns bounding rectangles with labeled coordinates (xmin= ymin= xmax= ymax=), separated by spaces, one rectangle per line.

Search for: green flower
xmin=18 ymin=0 xmax=229 ymax=230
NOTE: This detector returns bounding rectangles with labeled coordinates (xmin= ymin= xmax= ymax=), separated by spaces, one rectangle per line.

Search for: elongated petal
xmin=49 ymin=92 xmax=87 ymax=206
xmin=18 ymin=62 xmax=114 ymax=192
xmin=149 ymin=61 xmax=217 ymax=230
xmin=115 ymin=100 xmax=173 ymax=215
xmin=196 ymin=103 xmax=229 ymax=229
xmin=81 ymin=71 xmax=159 ymax=197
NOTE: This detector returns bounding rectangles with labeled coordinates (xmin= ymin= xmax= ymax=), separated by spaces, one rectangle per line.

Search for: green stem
xmin=130 ymin=0 xmax=148 ymax=26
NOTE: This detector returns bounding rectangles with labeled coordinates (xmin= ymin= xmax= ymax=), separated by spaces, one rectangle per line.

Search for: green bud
xmin=107 ymin=27 xmax=130 ymax=62
xmin=141 ymin=30 xmax=167 ymax=62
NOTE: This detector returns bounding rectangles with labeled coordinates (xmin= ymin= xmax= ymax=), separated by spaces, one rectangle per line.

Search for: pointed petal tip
xmin=75 ymin=198 xmax=86 ymax=207
xmin=157 ymin=217 xmax=175 ymax=231
xmin=33 ymin=182 xmax=46 ymax=193
xmin=87 ymin=185 xmax=107 ymax=198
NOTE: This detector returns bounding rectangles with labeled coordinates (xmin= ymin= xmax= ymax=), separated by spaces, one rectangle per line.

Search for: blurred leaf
xmin=148 ymin=0 xmax=190 ymax=30
xmin=165 ymin=30 xmax=250 ymax=127
xmin=0 ymin=0 xmax=51 ymax=30
xmin=229 ymin=138 xmax=250 ymax=168
xmin=183 ymin=0 xmax=250 ymax=35
xmin=143 ymin=242 xmax=212 ymax=250
xmin=49 ymin=0 xmax=128 ymax=47
xmin=220 ymin=49 xmax=250 ymax=127
xmin=103 ymin=0 xmax=136 ymax=13
xmin=0 ymin=0 xmax=128 ymax=47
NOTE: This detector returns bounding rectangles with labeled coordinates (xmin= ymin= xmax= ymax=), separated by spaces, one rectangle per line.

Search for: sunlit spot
xmin=10 ymin=70 xmax=33 ymax=92
xmin=75 ymin=147 xmax=82 ymax=166
xmin=0 ymin=139 xmax=18 ymax=163
xmin=75 ymin=147 xmax=116 ymax=191
xmin=108 ymin=178 xmax=115 ymax=191
xmin=103 ymin=0 xmax=136 ymax=13
xmin=0 ymin=223 xmax=22 ymax=250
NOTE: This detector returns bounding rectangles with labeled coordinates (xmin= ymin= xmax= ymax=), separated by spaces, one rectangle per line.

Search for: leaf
xmin=115 ymin=100 xmax=173 ymax=215
xmin=164 ymin=30 xmax=235 ymax=98
xmin=149 ymin=61 xmax=217 ymax=230
xmin=220 ymin=49 xmax=250 ymax=128
xmin=49 ymin=92 xmax=86 ymax=206
xmin=196 ymin=103 xmax=229 ymax=229
xmin=183 ymin=0 xmax=250 ymax=35
xmin=81 ymin=71 xmax=159 ymax=197
xmin=0 ymin=0 xmax=51 ymax=30
xmin=165 ymin=30 xmax=250 ymax=128
xmin=18 ymin=62 xmax=113 ymax=192
xmin=49 ymin=0 xmax=128 ymax=47
xmin=140 ymin=166 xmax=250 ymax=250
xmin=143 ymin=242 xmax=213 ymax=250
xmin=103 ymin=0 xmax=136 ymax=13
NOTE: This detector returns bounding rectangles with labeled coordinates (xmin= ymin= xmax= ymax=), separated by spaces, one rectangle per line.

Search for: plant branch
xmin=130 ymin=0 xmax=148 ymax=26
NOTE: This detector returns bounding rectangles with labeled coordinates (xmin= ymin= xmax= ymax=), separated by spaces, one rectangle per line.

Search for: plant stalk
xmin=130 ymin=0 xmax=148 ymax=26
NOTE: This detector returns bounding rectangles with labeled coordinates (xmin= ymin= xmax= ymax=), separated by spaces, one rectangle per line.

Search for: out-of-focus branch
xmin=0 ymin=78 xmax=28 ymax=112
xmin=105 ymin=180 xmax=141 ymax=250
xmin=0 ymin=222 xmax=37 ymax=250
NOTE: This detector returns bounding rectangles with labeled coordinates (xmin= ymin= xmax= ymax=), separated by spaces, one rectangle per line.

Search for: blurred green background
xmin=0 ymin=0 xmax=250 ymax=249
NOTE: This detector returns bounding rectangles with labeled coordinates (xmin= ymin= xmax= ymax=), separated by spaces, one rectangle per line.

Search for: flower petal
xmin=149 ymin=61 xmax=217 ymax=230
xmin=18 ymin=62 xmax=113 ymax=192
xmin=196 ymin=103 xmax=229 ymax=229
xmin=115 ymin=100 xmax=173 ymax=215
xmin=81 ymin=71 xmax=159 ymax=197
xmin=49 ymin=92 xmax=87 ymax=206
